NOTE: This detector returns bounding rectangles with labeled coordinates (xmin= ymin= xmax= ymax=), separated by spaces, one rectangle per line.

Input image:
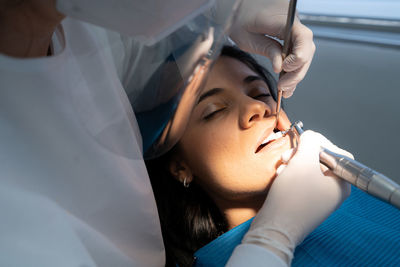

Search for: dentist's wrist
xmin=242 ymin=226 xmax=296 ymax=265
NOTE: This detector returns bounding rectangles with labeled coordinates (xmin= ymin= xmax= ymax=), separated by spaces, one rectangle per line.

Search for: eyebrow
xmin=197 ymin=87 xmax=224 ymax=105
xmin=243 ymin=75 xmax=264 ymax=84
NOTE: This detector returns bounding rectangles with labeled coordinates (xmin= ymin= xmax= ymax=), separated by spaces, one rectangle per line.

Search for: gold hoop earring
xmin=183 ymin=177 xmax=190 ymax=188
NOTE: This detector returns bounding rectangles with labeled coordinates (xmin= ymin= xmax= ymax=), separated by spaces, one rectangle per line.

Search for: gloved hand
xmin=227 ymin=0 xmax=315 ymax=98
xmin=242 ymin=130 xmax=352 ymax=265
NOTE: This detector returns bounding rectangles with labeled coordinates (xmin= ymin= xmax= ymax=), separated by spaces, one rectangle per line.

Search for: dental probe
xmin=290 ymin=121 xmax=400 ymax=210
xmin=275 ymin=0 xmax=298 ymax=128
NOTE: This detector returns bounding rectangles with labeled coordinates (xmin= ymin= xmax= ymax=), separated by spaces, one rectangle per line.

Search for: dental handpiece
xmin=290 ymin=121 xmax=400 ymax=210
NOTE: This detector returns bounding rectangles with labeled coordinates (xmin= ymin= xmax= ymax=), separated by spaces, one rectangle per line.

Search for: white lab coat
xmin=0 ymin=17 xmax=285 ymax=267
xmin=0 ymin=18 xmax=164 ymax=266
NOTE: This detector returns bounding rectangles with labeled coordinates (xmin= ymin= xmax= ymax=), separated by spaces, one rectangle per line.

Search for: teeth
xmin=262 ymin=131 xmax=283 ymax=145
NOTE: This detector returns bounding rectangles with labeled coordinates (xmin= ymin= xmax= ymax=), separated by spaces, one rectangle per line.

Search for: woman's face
xmin=174 ymin=55 xmax=295 ymax=207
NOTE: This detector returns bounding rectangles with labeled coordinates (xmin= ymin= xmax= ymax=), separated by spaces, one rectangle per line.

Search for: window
xmin=296 ymin=0 xmax=400 ymax=48
xmin=298 ymin=0 xmax=400 ymax=20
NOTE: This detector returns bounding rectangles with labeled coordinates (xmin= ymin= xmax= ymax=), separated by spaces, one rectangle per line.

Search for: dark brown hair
xmin=146 ymin=45 xmax=277 ymax=266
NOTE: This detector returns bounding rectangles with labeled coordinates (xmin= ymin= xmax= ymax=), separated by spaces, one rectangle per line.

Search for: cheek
xmin=181 ymin=125 xmax=232 ymax=176
xmin=178 ymin=114 xmax=294 ymax=200
xmin=181 ymin=131 xmax=272 ymax=199
xmin=180 ymin=122 xmax=243 ymax=184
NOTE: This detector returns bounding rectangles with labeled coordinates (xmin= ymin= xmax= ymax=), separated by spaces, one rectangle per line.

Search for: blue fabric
xmin=194 ymin=186 xmax=400 ymax=266
xmin=136 ymin=93 xmax=179 ymax=155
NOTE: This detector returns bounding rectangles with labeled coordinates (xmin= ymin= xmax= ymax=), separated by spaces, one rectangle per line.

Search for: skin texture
xmin=0 ymin=0 xmax=65 ymax=57
xmin=169 ymin=56 xmax=295 ymax=228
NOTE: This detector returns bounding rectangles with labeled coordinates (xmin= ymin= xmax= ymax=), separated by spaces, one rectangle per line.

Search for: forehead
xmin=212 ymin=56 xmax=257 ymax=77
xmin=204 ymin=56 xmax=259 ymax=89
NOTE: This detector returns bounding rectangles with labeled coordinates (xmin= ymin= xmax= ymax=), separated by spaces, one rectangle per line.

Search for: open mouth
xmin=255 ymin=128 xmax=284 ymax=153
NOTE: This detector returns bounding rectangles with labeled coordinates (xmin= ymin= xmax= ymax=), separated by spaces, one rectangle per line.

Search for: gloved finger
xmin=320 ymin=163 xmax=330 ymax=174
xmin=327 ymin=147 xmax=354 ymax=160
xmin=316 ymin=134 xmax=355 ymax=160
xmin=281 ymin=148 xmax=295 ymax=163
xmin=282 ymin=23 xmax=315 ymax=73
xmin=282 ymin=88 xmax=295 ymax=98
xmin=321 ymin=168 xmax=352 ymax=199
xmin=277 ymin=58 xmax=312 ymax=97
xmin=322 ymin=144 xmax=354 ymax=160
xmin=276 ymin=164 xmax=287 ymax=175
xmin=291 ymin=131 xmax=354 ymax=188
xmin=271 ymin=49 xmax=284 ymax=74
xmin=297 ymin=131 xmax=354 ymax=162
xmin=236 ymin=33 xmax=284 ymax=73
xmin=289 ymin=130 xmax=322 ymax=164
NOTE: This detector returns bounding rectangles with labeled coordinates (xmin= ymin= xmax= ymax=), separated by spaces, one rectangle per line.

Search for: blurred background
xmin=261 ymin=0 xmax=400 ymax=183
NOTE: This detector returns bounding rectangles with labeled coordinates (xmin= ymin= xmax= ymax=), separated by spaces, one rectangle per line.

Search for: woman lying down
xmin=146 ymin=46 xmax=400 ymax=267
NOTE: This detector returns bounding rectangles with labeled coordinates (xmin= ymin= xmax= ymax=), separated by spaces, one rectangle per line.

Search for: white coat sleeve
xmin=226 ymin=244 xmax=287 ymax=267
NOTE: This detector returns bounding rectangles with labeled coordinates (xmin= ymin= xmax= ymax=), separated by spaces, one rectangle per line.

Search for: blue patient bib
xmin=194 ymin=186 xmax=400 ymax=266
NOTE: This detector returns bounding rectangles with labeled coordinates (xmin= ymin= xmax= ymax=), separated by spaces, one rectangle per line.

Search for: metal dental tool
xmin=275 ymin=0 xmax=298 ymax=127
xmin=289 ymin=121 xmax=400 ymax=210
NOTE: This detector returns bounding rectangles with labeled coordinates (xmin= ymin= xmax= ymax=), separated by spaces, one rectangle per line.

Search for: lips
xmin=255 ymin=129 xmax=284 ymax=153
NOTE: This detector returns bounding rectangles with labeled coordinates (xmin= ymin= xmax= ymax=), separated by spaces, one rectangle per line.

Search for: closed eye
xmin=203 ymin=107 xmax=226 ymax=120
xmin=254 ymin=93 xmax=271 ymax=99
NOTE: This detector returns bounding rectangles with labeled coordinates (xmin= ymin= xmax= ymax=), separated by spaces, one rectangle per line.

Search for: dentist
xmin=0 ymin=0 xmax=324 ymax=266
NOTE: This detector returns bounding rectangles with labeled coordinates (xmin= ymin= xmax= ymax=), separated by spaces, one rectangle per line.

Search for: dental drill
xmin=289 ymin=121 xmax=400 ymax=210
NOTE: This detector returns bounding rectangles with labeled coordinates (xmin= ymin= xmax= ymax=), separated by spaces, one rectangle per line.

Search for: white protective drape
xmin=0 ymin=18 xmax=165 ymax=266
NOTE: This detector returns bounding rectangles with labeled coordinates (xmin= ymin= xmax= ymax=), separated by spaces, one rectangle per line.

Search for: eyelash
xmin=203 ymin=108 xmax=226 ymax=120
xmin=254 ymin=93 xmax=271 ymax=99
xmin=202 ymin=93 xmax=271 ymax=120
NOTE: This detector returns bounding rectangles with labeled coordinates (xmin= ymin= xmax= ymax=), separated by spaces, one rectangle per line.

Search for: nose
xmin=239 ymin=98 xmax=272 ymax=129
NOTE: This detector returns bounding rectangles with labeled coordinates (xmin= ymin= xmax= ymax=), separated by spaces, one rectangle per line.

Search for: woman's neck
xmin=0 ymin=1 xmax=65 ymax=58
xmin=224 ymin=207 xmax=258 ymax=229
xmin=217 ymin=194 xmax=266 ymax=229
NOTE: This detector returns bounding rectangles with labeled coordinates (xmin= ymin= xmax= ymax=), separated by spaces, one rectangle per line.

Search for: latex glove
xmin=228 ymin=0 xmax=315 ymax=98
xmin=242 ymin=130 xmax=352 ymax=265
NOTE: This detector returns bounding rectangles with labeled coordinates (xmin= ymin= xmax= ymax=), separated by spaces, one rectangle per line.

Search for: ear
xmin=168 ymin=156 xmax=193 ymax=184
